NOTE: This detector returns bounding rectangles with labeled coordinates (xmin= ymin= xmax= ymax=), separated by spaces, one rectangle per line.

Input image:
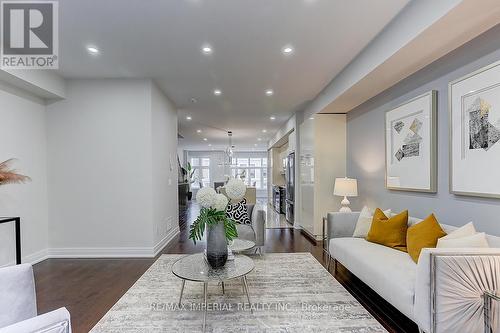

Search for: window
xmin=190 ymin=157 xmax=210 ymax=189
xmin=230 ymin=155 xmax=268 ymax=190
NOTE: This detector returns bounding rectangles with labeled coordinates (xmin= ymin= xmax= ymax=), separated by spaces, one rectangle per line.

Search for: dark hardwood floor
xmin=34 ymin=202 xmax=418 ymax=333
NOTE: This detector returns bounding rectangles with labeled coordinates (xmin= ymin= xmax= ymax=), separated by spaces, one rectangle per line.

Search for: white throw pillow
xmin=437 ymin=232 xmax=490 ymax=248
xmin=440 ymin=222 xmax=476 ymax=240
xmin=352 ymin=206 xmax=391 ymax=238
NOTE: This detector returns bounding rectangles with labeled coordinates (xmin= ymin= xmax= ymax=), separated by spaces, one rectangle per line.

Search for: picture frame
xmin=449 ymin=60 xmax=500 ymax=198
xmin=385 ymin=90 xmax=437 ymax=192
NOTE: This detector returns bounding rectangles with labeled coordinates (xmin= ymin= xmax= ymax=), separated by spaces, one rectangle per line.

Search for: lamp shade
xmin=334 ymin=178 xmax=358 ymax=197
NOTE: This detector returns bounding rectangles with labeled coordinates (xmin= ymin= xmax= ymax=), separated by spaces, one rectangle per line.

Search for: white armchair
xmin=0 ymin=264 xmax=71 ymax=333
xmin=415 ymin=248 xmax=500 ymax=333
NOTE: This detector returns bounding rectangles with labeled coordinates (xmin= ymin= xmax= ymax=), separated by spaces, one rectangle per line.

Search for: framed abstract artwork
xmin=450 ymin=60 xmax=500 ymax=198
xmin=385 ymin=91 xmax=437 ymax=192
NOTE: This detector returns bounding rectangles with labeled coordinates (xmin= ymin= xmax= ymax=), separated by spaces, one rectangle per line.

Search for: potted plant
xmin=0 ymin=159 xmax=30 ymax=186
xmin=186 ymin=162 xmax=196 ymax=200
xmin=189 ymin=180 xmax=246 ymax=268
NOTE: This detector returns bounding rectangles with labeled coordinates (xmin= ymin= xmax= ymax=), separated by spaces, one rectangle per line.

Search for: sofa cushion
xmin=437 ymin=232 xmax=490 ymax=248
xmin=366 ymin=209 xmax=408 ymax=252
xmin=407 ymin=214 xmax=446 ymax=263
xmin=352 ymin=206 xmax=391 ymax=238
xmin=330 ymin=237 xmax=416 ymax=319
xmin=440 ymin=223 xmax=500 ymax=248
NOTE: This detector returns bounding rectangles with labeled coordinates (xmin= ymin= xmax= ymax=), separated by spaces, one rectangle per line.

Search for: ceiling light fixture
xmin=208 ymin=144 xmax=212 ymax=147
xmin=270 ymin=116 xmax=276 ymax=120
xmin=257 ymin=138 xmax=262 ymax=141
xmin=266 ymin=89 xmax=274 ymax=96
xmin=203 ymin=138 xmax=208 ymax=141
xmin=262 ymin=129 xmax=267 ymax=133
xmin=309 ymin=117 xmax=315 ymax=120
xmin=196 ymin=129 xmax=202 ymax=133
xmin=186 ymin=116 xmax=192 ymax=120
xmin=202 ymin=45 xmax=213 ymax=54
xmin=282 ymin=46 xmax=294 ymax=55
xmin=226 ymin=131 xmax=235 ymax=166
xmin=214 ymin=89 xmax=222 ymax=96
xmin=86 ymin=46 xmax=99 ymax=55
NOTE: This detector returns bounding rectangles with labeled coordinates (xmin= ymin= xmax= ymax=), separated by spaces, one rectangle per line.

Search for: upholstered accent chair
xmin=0 ymin=264 xmax=71 ymax=333
xmin=235 ymin=204 xmax=266 ymax=254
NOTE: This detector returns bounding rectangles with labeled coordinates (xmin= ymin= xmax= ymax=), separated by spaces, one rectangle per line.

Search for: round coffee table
xmin=229 ymin=238 xmax=255 ymax=253
xmin=171 ymin=253 xmax=255 ymax=332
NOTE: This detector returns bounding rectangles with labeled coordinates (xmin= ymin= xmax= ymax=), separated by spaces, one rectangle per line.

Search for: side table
xmin=0 ymin=217 xmax=21 ymax=264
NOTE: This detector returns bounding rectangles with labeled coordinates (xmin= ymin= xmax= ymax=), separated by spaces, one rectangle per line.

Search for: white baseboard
xmin=48 ymin=247 xmax=155 ymax=258
xmin=46 ymin=227 xmax=180 ymax=259
xmin=0 ymin=228 xmax=181 ymax=265
xmin=153 ymin=226 xmax=180 ymax=256
xmin=24 ymin=248 xmax=50 ymax=264
xmin=0 ymin=248 xmax=49 ymax=268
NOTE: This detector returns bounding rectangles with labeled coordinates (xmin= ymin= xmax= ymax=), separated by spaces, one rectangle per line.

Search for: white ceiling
xmin=56 ymin=0 xmax=409 ymax=150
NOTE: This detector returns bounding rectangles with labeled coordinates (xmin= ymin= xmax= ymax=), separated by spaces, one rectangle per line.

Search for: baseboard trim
xmin=1 ymin=228 xmax=181 ymax=265
xmin=153 ymin=227 xmax=180 ymax=256
xmin=300 ymin=229 xmax=318 ymax=245
xmin=0 ymin=248 xmax=49 ymax=267
xmin=47 ymin=227 xmax=180 ymax=259
xmin=48 ymin=247 xmax=154 ymax=258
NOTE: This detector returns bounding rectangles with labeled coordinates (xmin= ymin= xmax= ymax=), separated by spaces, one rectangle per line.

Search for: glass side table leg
xmin=178 ymin=280 xmax=185 ymax=306
xmin=242 ymin=276 xmax=252 ymax=314
xmin=203 ymin=282 xmax=208 ymax=333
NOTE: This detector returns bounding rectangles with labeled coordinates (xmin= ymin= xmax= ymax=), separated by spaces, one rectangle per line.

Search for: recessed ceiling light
xmin=257 ymin=138 xmax=262 ymax=141
xmin=309 ymin=117 xmax=315 ymax=120
xmin=282 ymin=46 xmax=294 ymax=55
xmin=203 ymin=138 xmax=208 ymax=141
xmin=208 ymin=144 xmax=212 ymax=147
xmin=186 ymin=116 xmax=192 ymax=120
xmin=262 ymin=129 xmax=267 ymax=133
xmin=202 ymin=45 xmax=213 ymax=54
xmin=266 ymin=89 xmax=274 ymax=96
xmin=270 ymin=116 xmax=276 ymax=120
xmin=254 ymin=143 xmax=258 ymax=147
xmin=213 ymin=89 xmax=222 ymax=96
xmin=196 ymin=129 xmax=202 ymax=133
xmin=86 ymin=46 xmax=99 ymax=55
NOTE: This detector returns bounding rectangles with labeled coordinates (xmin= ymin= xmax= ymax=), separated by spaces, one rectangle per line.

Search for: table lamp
xmin=334 ymin=177 xmax=358 ymax=212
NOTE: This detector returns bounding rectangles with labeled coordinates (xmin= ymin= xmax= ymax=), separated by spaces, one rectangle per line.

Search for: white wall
xmin=347 ymin=24 xmax=500 ymax=236
xmin=150 ymin=82 xmax=179 ymax=250
xmin=46 ymin=79 xmax=178 ymax=257
xmin=0 ymin=85 xmax=49 ymax=266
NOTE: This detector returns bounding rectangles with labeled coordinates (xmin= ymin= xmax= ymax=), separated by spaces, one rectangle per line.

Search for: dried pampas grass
xmin=0 ymin=159 xmax=31 ymax=185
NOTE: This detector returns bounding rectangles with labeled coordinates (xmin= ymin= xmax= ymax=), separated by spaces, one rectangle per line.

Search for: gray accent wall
xmin=347 ymin=24 xmax=500 ymax=236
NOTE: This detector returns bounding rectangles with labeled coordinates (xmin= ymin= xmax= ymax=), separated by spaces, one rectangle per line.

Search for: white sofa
xmin=0 ymin=264 xmax=71 ymax=333
xmin=327 ymin=211 xmax=500 ymax=333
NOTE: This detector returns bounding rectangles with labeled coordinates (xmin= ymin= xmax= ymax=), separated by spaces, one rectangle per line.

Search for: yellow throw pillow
xmin=407 ymin=214 xmax=446 ymax=263
xmin=366 ymin=208 xmax=408 ymax=252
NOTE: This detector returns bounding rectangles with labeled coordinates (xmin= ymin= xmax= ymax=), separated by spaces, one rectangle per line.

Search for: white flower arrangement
xmin=196 ymin=187 xmax=217 ymax=208
xmin=225 ymin=178 xmax=247 ymax=200
xmin=212 ymin=193 xmax=228 ymax=211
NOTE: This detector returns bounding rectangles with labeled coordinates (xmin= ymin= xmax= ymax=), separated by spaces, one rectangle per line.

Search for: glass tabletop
xmin=229 ymin=238 xmax=255 ymax=252
xmin=171 ymin=253 xmax=254 ymax=282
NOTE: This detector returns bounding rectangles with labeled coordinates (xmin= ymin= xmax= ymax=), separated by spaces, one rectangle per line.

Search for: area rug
xmin=90 ymin=253 xmax=386 ymax=333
